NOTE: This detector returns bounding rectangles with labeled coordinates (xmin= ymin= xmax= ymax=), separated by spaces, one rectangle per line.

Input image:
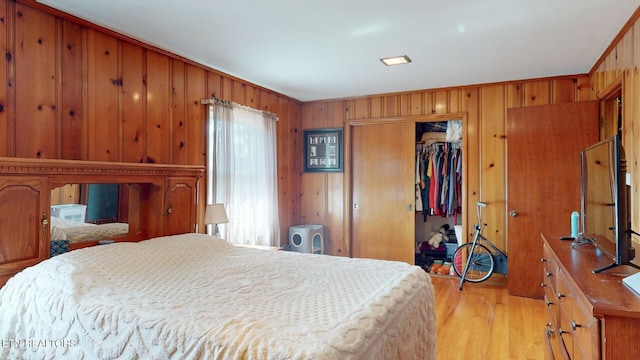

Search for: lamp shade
xmin=204 ymin=203 xmax=228 ymax=225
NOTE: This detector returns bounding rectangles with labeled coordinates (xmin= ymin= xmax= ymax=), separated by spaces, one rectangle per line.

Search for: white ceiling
xmin=37 ymin=0 xmax=640 ymax=102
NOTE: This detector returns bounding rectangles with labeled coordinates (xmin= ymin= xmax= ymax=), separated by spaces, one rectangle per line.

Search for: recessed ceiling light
xmin=380 ymin=55 xmax=412 ymax=66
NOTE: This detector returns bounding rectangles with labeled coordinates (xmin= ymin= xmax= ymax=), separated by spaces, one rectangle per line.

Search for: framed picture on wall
xmin=304 ymin=128 xmax=343 ymax=172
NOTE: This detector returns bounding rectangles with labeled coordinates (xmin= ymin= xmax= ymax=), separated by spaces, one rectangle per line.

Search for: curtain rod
xmin=200 ymin=98 xmax=230 ymax=106
xmin=200 ymin=98 xmax=278 ymax=121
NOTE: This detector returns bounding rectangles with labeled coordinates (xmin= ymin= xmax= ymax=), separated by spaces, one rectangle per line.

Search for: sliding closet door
xmin=351 ymin=121 xmax=415 ymax=264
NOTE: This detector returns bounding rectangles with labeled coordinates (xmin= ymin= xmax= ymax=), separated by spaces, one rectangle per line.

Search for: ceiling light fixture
xmin=380 ymin=55 xmax=412 ymax=66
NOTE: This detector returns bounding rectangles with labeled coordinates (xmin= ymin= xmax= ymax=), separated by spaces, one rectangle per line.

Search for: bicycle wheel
xmin=453 ymin=243 xmax=495 ymax=283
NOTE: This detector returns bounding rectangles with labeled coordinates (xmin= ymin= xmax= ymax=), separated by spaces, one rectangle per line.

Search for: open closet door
xmin=351 ymin=121 xmax=415 ymax=264
xmin=506 ymin=101 xmax=599 ymax=298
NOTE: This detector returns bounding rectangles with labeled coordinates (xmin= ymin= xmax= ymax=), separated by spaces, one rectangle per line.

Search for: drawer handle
xmin=558 ymin=327 xmax=567 ymax=335
xmin=557 ymin=292 xmax=565 ymax=299
xmin=541 ymin=282 xmax=546 ymax=288
xmin=546 ymin=299 xmax=555 ymax=306
xmin=541 ymin=258 xmax=546 ymax=263
xmin=546 ymin=271 xmax=552 ymax=277
xmin=545 ymin=323 xmax=555 ymax=337
xmin=571 ymin=321 xmax=581 ymax=330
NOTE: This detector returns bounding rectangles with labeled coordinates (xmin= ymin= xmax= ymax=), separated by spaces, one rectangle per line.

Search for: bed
xmin=0 ymin=233 xmax=436 ymax=359
xmin=50 ymin=215 xmax=130 ymax=244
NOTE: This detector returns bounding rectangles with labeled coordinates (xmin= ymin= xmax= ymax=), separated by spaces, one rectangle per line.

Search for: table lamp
xmin=204 ymin=203 xmax=228 ymax=238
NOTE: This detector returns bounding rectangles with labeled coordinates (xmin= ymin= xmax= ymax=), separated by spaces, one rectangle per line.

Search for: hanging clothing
xmin=415 ymin=152 xmax=423 ymax=212
xmin=415 ymin=140 xmax=462 ymax=221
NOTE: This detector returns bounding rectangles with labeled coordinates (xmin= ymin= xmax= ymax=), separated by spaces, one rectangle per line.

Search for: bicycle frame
xmin=473 ymin=233 xmax=508 ymax=275
xmin=458 ymin=202 xmax=508 ymax=289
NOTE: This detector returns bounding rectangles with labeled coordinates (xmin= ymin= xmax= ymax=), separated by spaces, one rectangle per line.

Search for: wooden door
xmin=164 ymin=177 xmax=198 ymax=236
xmin=0 ymin=177 xmax=49 ymax=286
xmin=351 ymin=121 xmax=415 ymax=264
xmin=506 ymin=101 xmax=599 ymax=298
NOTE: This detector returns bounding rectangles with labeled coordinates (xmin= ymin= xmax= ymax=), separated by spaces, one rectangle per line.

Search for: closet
xmin=414 ymin=121 xmax=463 ymax=274
xmin=350 ymin=119 xmax=464 ymax=268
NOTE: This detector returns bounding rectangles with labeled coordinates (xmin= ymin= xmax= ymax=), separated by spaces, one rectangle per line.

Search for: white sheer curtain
xmin=207 ymin=100 xmax=280 ymax=246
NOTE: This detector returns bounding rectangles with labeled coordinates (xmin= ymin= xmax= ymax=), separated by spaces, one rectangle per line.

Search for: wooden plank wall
xmin=5 ymin=0 xmax=639 ymax=255
xmin=300 ymin=102 xmax=345 ymax=255
xmin=302 ymin=77 xmax=596 ymax=256
xmin=0 ymin=0 xmax=303 ymax=242
xmin=591 ymin=8 xmax=640 ymax=244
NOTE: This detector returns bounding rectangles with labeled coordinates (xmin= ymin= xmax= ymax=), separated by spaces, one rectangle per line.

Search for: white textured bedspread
xmin=0 ymin=234 xmax=436 ymax=359
xmin=50 ymin=216 xmax=129 ymax=243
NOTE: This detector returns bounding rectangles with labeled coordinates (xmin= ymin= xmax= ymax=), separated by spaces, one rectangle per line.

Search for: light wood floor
xmin=431 ymin=275 xmax=547 ymax=360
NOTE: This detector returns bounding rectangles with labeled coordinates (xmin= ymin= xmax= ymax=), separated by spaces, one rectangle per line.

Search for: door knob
xmin=41 ymin=212 xmax=49 ymax=232
xmin=509 ymin=210 xmax=519 ymax=217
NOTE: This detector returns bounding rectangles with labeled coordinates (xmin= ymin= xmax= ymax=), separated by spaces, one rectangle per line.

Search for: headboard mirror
xmin=50 ymin=183 xmax=135 ymax=245
xmin=0 ymin=156 xmax=204 ymax=251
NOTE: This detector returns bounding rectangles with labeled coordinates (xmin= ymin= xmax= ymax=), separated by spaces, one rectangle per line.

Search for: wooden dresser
xmin=541 ymin=233 xmax=640 ymax=359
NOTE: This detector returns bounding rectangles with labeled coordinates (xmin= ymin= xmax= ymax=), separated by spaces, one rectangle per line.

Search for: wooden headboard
xmin=0 ymin=157 xmax=205 ymax=286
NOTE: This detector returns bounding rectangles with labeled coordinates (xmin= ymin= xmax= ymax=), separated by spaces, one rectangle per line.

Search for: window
xmin=207 ymin=101 xmax=280 ymax=246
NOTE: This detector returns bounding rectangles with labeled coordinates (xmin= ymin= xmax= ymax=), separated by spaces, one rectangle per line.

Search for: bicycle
xmin=453 ymin=201 xmax=508 ymax=290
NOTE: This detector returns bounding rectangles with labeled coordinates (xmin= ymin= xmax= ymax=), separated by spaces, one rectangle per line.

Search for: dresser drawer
xmin=544 ymin=321 xmax=568 ymax=360
xmin=542 ymin=243 xmax=559 ymax=289
xmin=542 ymin=242 xmax=565 ymax=359
xmin=543 ymin=286 xmax=559 ymax=325
xmin=566 ymin=293 xmax=598 ymax=359
xmin=556 ymin=267 xmax=599 ymax=359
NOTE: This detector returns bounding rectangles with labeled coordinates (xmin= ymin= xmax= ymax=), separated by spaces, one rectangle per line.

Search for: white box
xmin=289 ymin=225 xmax=324 ymax=254
xmin=51 ymin=204 xmax=87 ymax=223
xmin=445 ymin=243 xmax=458 ymax=260
xmin=623 ymin=271 xmax=640 ymax=296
